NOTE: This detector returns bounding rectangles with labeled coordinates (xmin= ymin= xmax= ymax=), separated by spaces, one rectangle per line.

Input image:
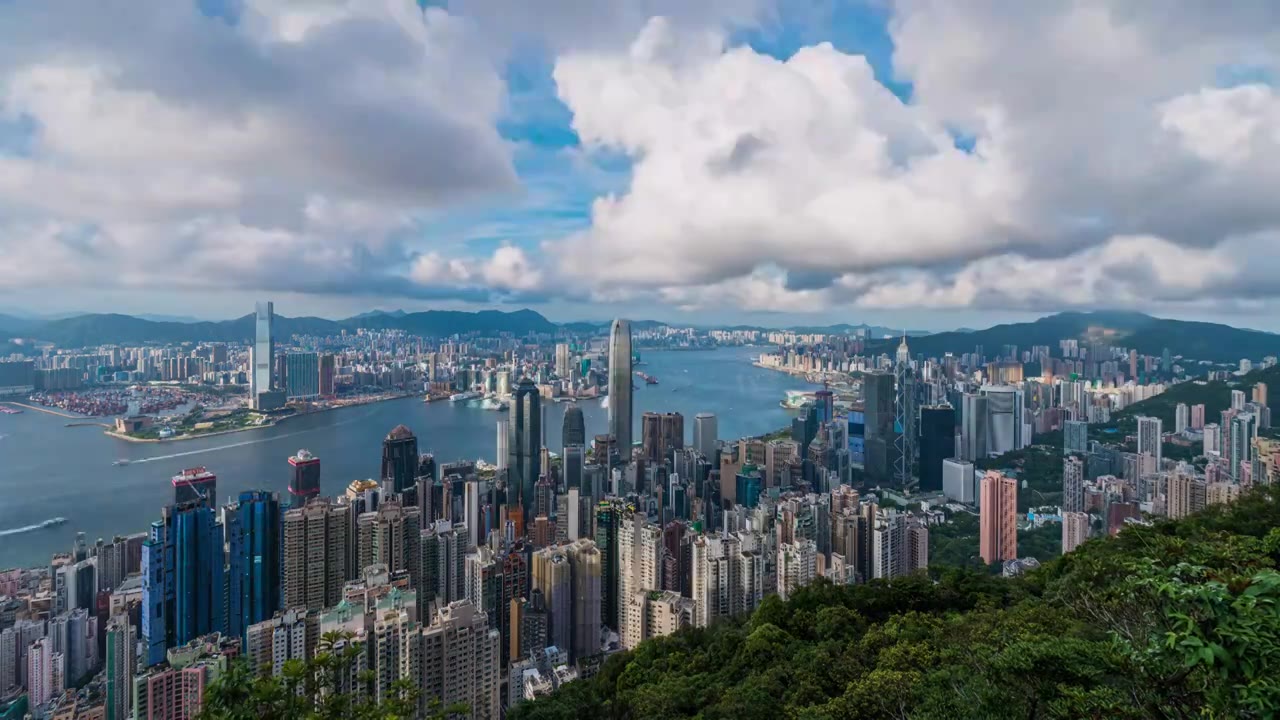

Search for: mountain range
xmin=865 ymin=311 xmax=1280 ymax=364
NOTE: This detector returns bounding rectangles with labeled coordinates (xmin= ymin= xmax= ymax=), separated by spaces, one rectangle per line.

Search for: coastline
xmin=2 ymin=401 xmax=84 ymax=419
xmin=102 ymin=392 xmax=420 ymax=443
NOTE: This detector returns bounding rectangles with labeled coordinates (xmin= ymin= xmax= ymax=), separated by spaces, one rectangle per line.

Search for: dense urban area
xmin=0 ymin=305 xmax=1277 ymax=719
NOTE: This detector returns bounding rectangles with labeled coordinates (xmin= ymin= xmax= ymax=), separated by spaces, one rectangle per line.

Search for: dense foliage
xmin=512 ymin=487 xmax=1280 ymax=719
xmin=976 ymin=442 xmax=1063 ymax=511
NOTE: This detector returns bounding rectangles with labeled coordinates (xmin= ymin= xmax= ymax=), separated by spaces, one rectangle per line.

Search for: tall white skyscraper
xmin=693 ymin=413 xmax=718 ymax=460
xmin=1136 ymin=416 xmax=1163 ymax=468
xmin=251 ymin=301 xmax=274 ymax=408
xmin=495 ymin=418 xmax=509 ymax=472
xmin=1175 ymin=403 xmax=1189 ymax=434
xmin=618 ymin=514 xmax=662 ymax=649
xmin=608 ymin=319 xmax=634 ymax=455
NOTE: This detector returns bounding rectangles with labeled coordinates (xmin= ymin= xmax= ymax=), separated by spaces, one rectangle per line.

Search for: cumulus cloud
xmin=550 ymin=2 xmax=1280 ymax=314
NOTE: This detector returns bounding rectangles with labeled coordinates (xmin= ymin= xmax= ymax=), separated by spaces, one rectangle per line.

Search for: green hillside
xmin=1111 ymin=363 xmax=1280 ymax=430
xmin=510 ymin=487 xmax=1280 ymax=720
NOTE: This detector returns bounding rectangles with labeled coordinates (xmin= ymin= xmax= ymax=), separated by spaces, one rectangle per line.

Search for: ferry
xmin=449 ymin=391 xmax=482 ymax=402
xmin=43 ymin=517 xmax=67 ymax=528
xmin=113 ymin=459 xmax=131 ymax=467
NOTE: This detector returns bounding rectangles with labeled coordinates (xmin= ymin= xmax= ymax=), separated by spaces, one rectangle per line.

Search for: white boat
xmin=449 ymin=391 xmax=482 ymax=402
xmin=113 ymin=459 xmax=130 ymax=466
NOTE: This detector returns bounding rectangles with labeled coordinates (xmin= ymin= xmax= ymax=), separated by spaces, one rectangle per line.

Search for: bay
xmin=0 ymin=346 xmax=818 ymax=570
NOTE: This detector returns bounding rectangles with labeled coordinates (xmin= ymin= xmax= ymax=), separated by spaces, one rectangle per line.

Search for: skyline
xmin=1 ymin=1 xmax=1279 ymax=329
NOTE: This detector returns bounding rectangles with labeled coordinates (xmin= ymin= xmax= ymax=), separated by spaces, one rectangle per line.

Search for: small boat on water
xmin=113 ymin=459 xmax=130 ymax=467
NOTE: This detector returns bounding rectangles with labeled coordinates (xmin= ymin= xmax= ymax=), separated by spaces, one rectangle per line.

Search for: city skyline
xmin=2 ymin=3 xmax=1280 ymax=330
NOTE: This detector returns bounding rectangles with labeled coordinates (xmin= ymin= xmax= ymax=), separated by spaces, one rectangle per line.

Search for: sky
xmin=1 ymin=0 xmax=1279 ymax=331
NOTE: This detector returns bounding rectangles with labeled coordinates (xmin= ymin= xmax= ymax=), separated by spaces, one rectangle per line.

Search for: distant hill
xmin=18 ymin=309 xmax=558 ymax=346
xmin=0 ymin=314 xmax=38 ymax=336
xmin=867 ymin=311 xmax=1280 ymax=363
xmin=1112 ymin=363 xmax=1280 ymax=429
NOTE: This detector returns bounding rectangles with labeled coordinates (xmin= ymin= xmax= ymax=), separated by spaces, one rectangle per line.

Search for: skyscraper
xmin=894 ymin=336 xmax=916 ymax=486
xmin=863 ymin=372 xmax=896 ymax=483
xmin=355 ymin=499 xmax=422 ymax=586
xmin=287 ymin=450 xmax=321 ymax=506
xmin=381 ymin=425 xmax=419 ymax=496
xmin=105 ymin=617 xmax=133 ymax=720
xmin=251 ymin=301 xmax=274 ymax=410
xmin=171 ymin=466 xmax=216 ymax=507
xmin=594 ymin=501 xmax=623 ymax=631
xmin=1136 ymin=416 xmax=1163 ymax=469
xmin=1062 ymin=455 xmax=1085 ymax=514
xmin=608 ymin=319 xmax=634 ymax=454
xmin=509 ymin=378 xmax=542 ymax=531
xmin=961 ymin=393 xmax=990 ymax=461
xmin=142 ymin=501 xmax=226 ymax=666
xmin=281 ymin=497 xmax=348 ymax=612
xmin=283 ymin=352 xmax=320 ymax=399
xmin=562 ymin=403 xmax=586 ymax=449
xmin=563 ymin=538 xmax=602 ymax=663
xmin=531 ymin=548 xmax=572 ymax=654
xmin=318 ymin=353 xmax=336 ymax=396
xmin=979 ymin=471 xmax=1017 ymax=565
xmin=1061 ymin=512 xmax=1090 ymax=554
xmin=918 ymin=405 xmax=955 ymax=492
xmin=692 ymin=413 xmax=718 ymax=460
xmin=641 ymin=411 xmax=684 ymax=464
xmin=1063 ymin=419 xmax=1089 ymax=456
xmin=225 ymin=491 xmax=283 ymax=641
xmin=618 ymin=514 xmax=662 ymax=649
xmin=419 ymin=601 xmax=501 ymax=720
xmin=1175 ymin=403 xmax=1189 ymax=434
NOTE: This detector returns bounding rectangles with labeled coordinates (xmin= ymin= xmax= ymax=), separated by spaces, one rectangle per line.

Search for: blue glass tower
xmin=141 ymin=501 xmax=226 ymax=666
xmin=226 ymin=491 xmax=282 ymax=641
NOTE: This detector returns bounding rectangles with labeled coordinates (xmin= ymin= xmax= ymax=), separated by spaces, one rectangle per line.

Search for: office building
xmin=593 ymin=502 xmax=623 ymax=631
xmin=979 ymin=471 xmax=1017 ymax=565
xmin=1062 ymin=455 xmax=1085 ymax=514
xmin=287 ymin=450 xmax=321 ymax=506
xmin=864 ymin=372 xmax=896 ymax=483
xmin=1063 ymin=420 xmax=1088 ymax=456
xmin=1061 ymin=512 xmax=1090 ymax=554
xmin=105 ymin=617 xmax=134 ymax=720
xmin=894 ymin=337 xmax=916 ymax=486
xmin=562 ymin=404 xmax=585 ymax=449
xmin=142 ymin=502 xmax=226 ymax=666
xmin=284 ymin=352 xmax=320 ymax=399
xmin=693 ymin=413 xmax=718 ymax=461
xmin=980 ymin=385 xmax=1020 ymax=455
xmin=918 ymin=405 xmax=955 ymax=492
xmin=250 ymin=301 xmax=274 ymax=409
xmin=641 ymin=412 xmax=684 ymax=464
xmin=281 ymin=497 xmax=348 ymax=612
xmin=318 ymin=353 xmax=336 ymax=396
xmin=225 ymin=491 xmax=283 ymax=641
xmin=942 ymin=459 xmax=976 ymax=505
xmin=171 ymin=466 xmax=216 ymax=507
xmin=381 ymin=425 xmax=419 ymax=496
xmin=960 ymin=393 xmax=990 ymax=461
xmin=608 ymin=319 xmax=634 ymax=454
xmin=419 ymin=601 xmax=500 ymax=720
xmin=509 ymin=378 xmax=542 ymax=531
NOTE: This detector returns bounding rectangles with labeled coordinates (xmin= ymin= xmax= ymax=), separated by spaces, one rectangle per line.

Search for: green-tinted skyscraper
xmin=594 ymin=501 xmax=622 ymax=631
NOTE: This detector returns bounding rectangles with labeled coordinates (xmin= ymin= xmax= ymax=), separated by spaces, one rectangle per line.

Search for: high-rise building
xmin=1063 ymin=420 xmax=1088 ymax=456
xmin=26 ymin=638 xmax=60 ymax=708
xmin=554 ymin=343 xmax=572 ymax=378
xmin=284 ymin=352 xmax=320 ymax=399
xmin=979 ymin=471 xmax=1017 ymax=565
xmin=318 ymin=353 xmax=336 ymax=396
xmin=420 ymin=601 xmax=501 ymax=720
xmin=251 ymin=301 xmax=274 ymax=409
xmin=980 ymin=385 xmax=1020 ymax=455
xmin=509 ymin=378 xmax=542 ymax=531
xmin=1254 ymin=382 xmax=1269 ymax=407
xmin=1136 ymin=416 xmax=1163 ymax=469
xmin=531 ymin=548 xmax=572 ymax=654
xmin=863 ymin=372 xmax=896 ymax=483
xmin=381 ymin=425 xmax=419 ymax=496
xmin=225 ymin=491 xmax=283 ymax=641
xmin=608 ymin=319 xmax=634 ymax=454
xmin=777 ymin=539 xmax=817 ymax=600
xmin=1174 ymin=403 xmax=1189 ymax=434
xmin=918 ymin=405 xmax=955 ymax=492
xmin=1062 ymin=455 xmax=1085 ymax=514
xmin=563 ymin=539 xmax=602 ymax=663
xmin=618 ymin=514 xmax=662 ymax=649
xmin=0 ymin=628 xmax=15 ymax=697
xmin=960 ymin=393 xmax=990 ymax=461
xmin=132 ymin=635 xmax=233 ymax=720
xmin=942 ymin=458 xmax=977 ymax=504
xmin=171 ymin=466 xmax=216 ymax=507
xmin=244 ymin=609 xmax=317 ymax=678
xmin=1061 ymin=512 xmax=1090 ymax=554
xmin=281 ymin=497 xmax=348 ymax=612
xmin=894 ymin=337 xmax=917 ymax=486
xmin=142 ymin=502 xmax=226 ymax=666
xmin=693 ymin=413 xmax=718 ymax=461
xmin=1232 ymin=389 xmax=1247 ymax=411
xmin=287 ymin=449 xmax=321 ymax=506
xmin=356 ymin=499 xmax=422 ymax=589
xmin=1191 ymin=403 xmax=1206 ymax=430
xmin=690 ymin=533 xmax=764 ymax=627
xmin=105 ymin=617 xmax=134 ymax=720
xmin=641 ymin=412 xmax=684 ymax=464
xmin=562 ymin=404 xmax=586 ymax=449
xmin=1229 ymin=413 xmax=1257 ymax=481
xmin=594 ymin=502 xmax=623 ymax=631
xmin=1203 ymin=423 xmax=1221 ymax=455
xmin=421 ymin=520 xmax=467 ymax=618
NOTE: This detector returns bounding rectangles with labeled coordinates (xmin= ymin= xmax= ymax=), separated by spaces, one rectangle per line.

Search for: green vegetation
xmin=513 ymin=487 xmax=1280 ymax=719
xmin=976 ymin=443 xmax=1063 ymax=511
xmin=198 ymin=631 xmax=466 ymax=720
xmin=1109 ymin=363 xmax=1280 ymax=432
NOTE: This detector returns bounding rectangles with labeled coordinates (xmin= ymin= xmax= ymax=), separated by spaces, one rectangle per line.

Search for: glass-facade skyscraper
xmin=284 ymin=352 xmax=320 ymax=399
xmin=509 ymin=378 xmax=542 ymax=530
xmin=251 ymin=301 xmax=274 ymax=407
xmin=608 ymin=319 xmax=633 ymax=457
xmin=381 ymin=425 xmax=419 ymax=496
xmin=141 ymin=502 xmax=226 ymax=666
xmin=225 ymin=491 xmax=282 ymax=641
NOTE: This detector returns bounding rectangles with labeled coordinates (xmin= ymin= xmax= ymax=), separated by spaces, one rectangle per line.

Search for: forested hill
xmin=510 ymin=487 xmax=1280 ymax=720
xmin=1110 ymin=362 xmax=1280 ymax=430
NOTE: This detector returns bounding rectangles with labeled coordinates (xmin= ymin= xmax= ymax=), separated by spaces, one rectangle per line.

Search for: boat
xmin=634 ymin=371 xmax=659 ymax=385
xmin=113 ymin=459 xmax=130 ymax=466
xmin=42 ymin=517 xmax=67 ymax=528
xmin=449 ymin=391 xmax=482 ymax=402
